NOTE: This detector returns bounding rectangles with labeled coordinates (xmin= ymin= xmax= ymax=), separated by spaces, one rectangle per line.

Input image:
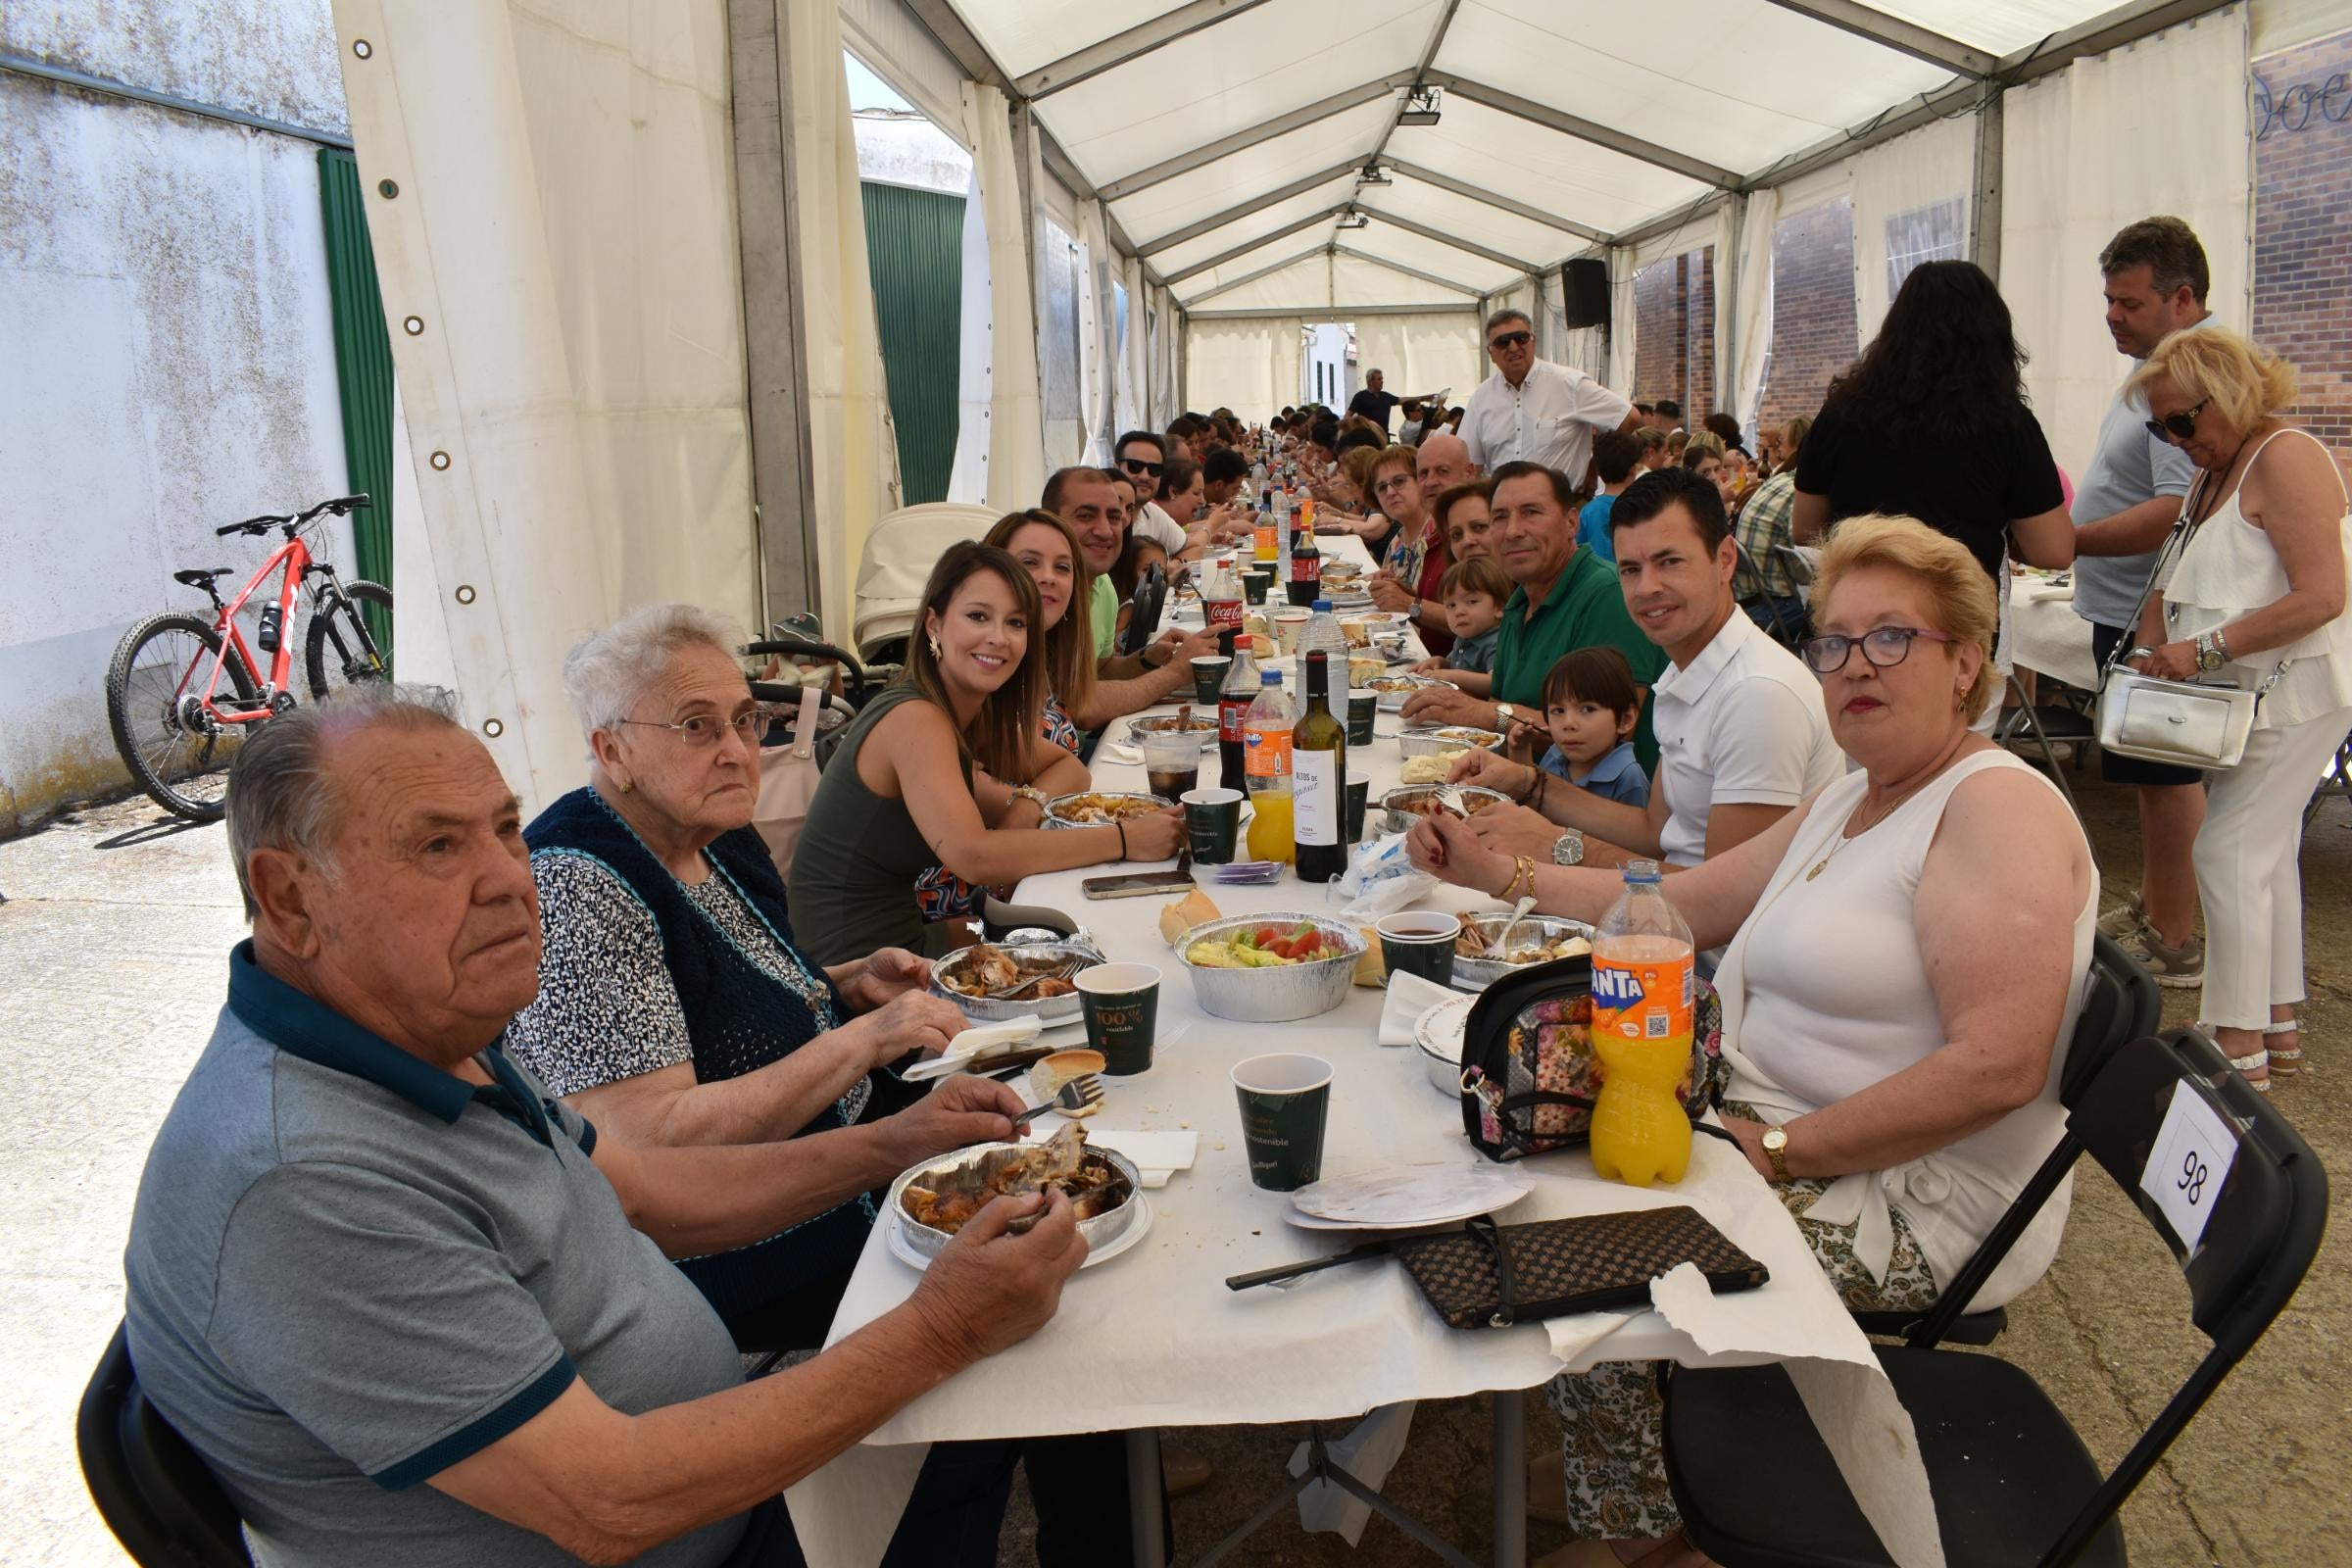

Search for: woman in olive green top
xmin=791 ymin=543 xmax=1187 ymax=964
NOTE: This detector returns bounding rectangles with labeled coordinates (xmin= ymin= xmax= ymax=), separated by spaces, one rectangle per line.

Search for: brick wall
xmin=2252 ymin=30 xmax=2352 ymax=453
xmin=1633 ymin=247 xmax=1716 ymax=419
xmin=1760 ymin=195 xmax=1860 ymax=433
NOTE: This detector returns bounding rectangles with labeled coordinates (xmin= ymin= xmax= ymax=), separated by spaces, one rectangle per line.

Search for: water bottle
xmin=1297 ymin=598 xmax=1351 ymax=707
xmin=1243 ymin=669 xmax=1296 ymax=864
xmin=257 ymin=604 xmax=282 ymax=655
xmin=1588 ymin=860 xmax=1696 ymax=1188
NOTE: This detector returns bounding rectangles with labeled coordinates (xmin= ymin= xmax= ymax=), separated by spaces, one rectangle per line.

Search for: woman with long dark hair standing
xmin=1793 ymin=263 xmax=2075 ymax=691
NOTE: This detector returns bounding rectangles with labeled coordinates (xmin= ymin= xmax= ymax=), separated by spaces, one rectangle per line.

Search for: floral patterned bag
xmin=1456 ymin=956 xmax=1723 ymax=1162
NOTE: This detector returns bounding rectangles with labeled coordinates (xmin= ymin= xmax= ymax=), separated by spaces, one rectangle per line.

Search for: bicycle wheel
xmin=305 ymin=580 xmax=394 ymax=699
xmin=105 ymin=612 xmax=263 ymax=822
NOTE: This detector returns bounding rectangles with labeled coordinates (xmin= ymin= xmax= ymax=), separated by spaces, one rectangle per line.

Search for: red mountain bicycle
xmin=104 ymin=494 xmax=393 ymax=821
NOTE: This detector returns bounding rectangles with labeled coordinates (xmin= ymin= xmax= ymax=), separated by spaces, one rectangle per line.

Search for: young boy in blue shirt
xmin=1536 ymin=646 xmax=1648 ymax=807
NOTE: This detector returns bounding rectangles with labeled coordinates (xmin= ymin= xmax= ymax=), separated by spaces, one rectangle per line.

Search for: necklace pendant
xmin=1805 ymin=858 xmax=1828 ymax=881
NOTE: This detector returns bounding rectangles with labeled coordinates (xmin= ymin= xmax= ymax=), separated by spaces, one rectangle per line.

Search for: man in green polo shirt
xmin=1400 ymin=461 xmax=1666 ymax=768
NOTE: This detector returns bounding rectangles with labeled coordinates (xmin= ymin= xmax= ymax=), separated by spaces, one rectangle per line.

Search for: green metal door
xmin=859 ymin=181 xmax=963 ymax=505
xmin=318 ymin=149 xmax=395 ymax=650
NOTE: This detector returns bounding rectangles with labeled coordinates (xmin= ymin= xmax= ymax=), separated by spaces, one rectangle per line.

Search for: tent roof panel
xmin=1029 ymin=0 xmax=1439 ymax=186
xmin=953 ymin=0 xmax=1198 ymax=77
xmin=1149 ymin=175 xmax=1354 ymax=274
xmin=1192 ymin=252 xmax=1336 ymax=311
xmin=1109 ymin=98 xmax=1396 ymax=246
xmin=1336 ymin=222 xmax=1522 ymax=294
xmin=1361 ymin=175 xmax=1591 ymax=266
xmin=1384 ymin=102 xmax=1712 ymax=234
xmin=1854 ymin=0 xmax=2124 ymax=55
xmin=1172 ymin=235 xmax=1334 ymax=301
xmin=1331 ymin=250 xmax=1482 ymax=307
xmin=1432 ymin=0 xmax=1954 ymax=174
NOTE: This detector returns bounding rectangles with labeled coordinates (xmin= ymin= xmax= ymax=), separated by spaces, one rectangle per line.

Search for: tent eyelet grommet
xmin=351 ymin=38 xmax=372 ymax=59
xmin=482 ymin=718 xmax=505 ymax=739
xmin=429 ymin=451 xmax=452 ymax=471
xmin=454 ymin=585 xmax=477 ymax=606
xmin=377 ymin=178 xmax=399 ymax=199
xmin=402 ymin=316 xmax=424 ymax=335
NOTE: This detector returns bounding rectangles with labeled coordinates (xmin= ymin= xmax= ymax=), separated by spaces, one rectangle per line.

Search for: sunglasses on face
xmin=1120 ymin=457 xmax=1164 ymax=477
xmin=1488 ymin=331 xmax=1534 ymax=351
xmin=2143 ymin=398 xmax=2209 ymax=444
xmin=1800 ymin=625 xmax=1955 ymax=675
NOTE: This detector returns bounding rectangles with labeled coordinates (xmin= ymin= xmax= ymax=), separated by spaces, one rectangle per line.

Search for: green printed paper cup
xmin=1182 ymin=787 xmax=1244 ymax=863
xmin=1347 ymin=691 xmax=1378 ymax=745
xmin=1075 ymin=962 xmax=1162 ymax=1076
xmin=1345 ymin=769 xmax=1371 ymax=842
xmin=1191 ymin=655 xmax=1233 ymax=707
xmin=1377 ymin=911 xmax=1461 ymax=988
xmin=1231 ymin=1053 xmax=1333 ymax=1192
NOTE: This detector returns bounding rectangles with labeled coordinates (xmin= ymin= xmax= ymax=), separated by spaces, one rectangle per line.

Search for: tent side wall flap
xmin=333 ymin=0 xmax=2264 ymax=812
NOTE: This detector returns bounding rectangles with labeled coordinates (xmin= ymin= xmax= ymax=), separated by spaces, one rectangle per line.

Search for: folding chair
xmin=2306 ymin=732 xmax=2352 ymax=826
xmin=1993 ymin=673 xmax=2097 ymax=855
xmin=79 ymin=1322 xmax=251 ymax=1567
xmin=1774 ymin=543 xmax=1819 ymax=607
xmin=1661 ymin=1026 xmax=2327 ymax=1567
xmin=1845 ymin=929 xmax=2156 ymax=1348
xmin=1732 ymin=536 xmax=1805 ymax=650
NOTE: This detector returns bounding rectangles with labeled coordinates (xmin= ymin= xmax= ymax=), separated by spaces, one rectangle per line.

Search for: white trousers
xmin=2194 ymin=706 xmax=2352 ymax=1028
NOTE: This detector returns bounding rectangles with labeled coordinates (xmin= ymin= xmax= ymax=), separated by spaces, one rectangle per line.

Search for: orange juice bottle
xmin=1242 ymin=669 xmax=1296 ymax=864
xmin=1588 ymin=860 xmax=1694 ymax=1187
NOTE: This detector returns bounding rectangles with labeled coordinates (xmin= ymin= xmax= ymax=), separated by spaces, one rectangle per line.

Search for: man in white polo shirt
xmin=1446 ymin=466 xmax=1843 ymax=877
xmin=1459 ymin=308 xmax=1643 ymax=490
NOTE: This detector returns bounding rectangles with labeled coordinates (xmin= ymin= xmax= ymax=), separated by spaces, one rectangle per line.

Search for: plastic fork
xmin=1007 ymin=1074 xmax=1103 ymax=1130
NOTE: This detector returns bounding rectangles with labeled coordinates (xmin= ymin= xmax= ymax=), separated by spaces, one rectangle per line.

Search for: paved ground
xmin=4 ymin=769 xmax=2344 ymax=1567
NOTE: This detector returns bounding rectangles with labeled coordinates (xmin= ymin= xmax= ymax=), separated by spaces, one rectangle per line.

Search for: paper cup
xmin=1242 ymin=570 xmax=1272 ymax=605
xmin=1347 ymin=690 xmax=1378 ymax=746
xmin=1182 ymin=786 xmax=1244 ymax=864
xmin=1075 ymin=962 xmax=1162 ymax=1076
xmin=1377 ymin=911 xmax=1461 ymax=989
xmin=1191 ymin=655 xmax=1234 ymax=707
xmin=1231 ymin=1053 xmax=1333 ymax=1192
xmin=1273 ymin=610 xmax=1311 ymax=654
xmin=1345 ymin=769 xmax=1371 ymax=843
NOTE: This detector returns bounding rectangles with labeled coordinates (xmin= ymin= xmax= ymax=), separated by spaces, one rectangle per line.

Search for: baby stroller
xmin=854 ymin=503 xmax=1001 ymax=668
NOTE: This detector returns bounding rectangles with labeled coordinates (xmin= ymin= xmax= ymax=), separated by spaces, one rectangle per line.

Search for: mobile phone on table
xmin=1081 ymin=870 xmax=1198 ymax=900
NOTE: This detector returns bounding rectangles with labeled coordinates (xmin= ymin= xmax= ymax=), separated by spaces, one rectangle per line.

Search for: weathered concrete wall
xmin=0 ymin=1 xmax=353 ymax=832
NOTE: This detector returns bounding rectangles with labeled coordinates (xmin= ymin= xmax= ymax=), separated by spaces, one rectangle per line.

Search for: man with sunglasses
xmin=1460 ymin=308 xmax=1642 ymax=490
xmin=1114 ymin=431 xmax=1190 ymax=557
xmin=2069 ymin=216 xmax=2216 ymax=985
xmin=1440 ymin=467 xmax=1839 ymax=891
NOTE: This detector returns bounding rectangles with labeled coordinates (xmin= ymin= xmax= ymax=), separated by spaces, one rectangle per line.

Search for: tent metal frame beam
xmin=1421 ymin=71 xmax=1741 ymax=190
xmin=1382 ymin=159 xmax=1608 ymax=245
xmin=1178 ymin=242 xmax=1335 ymax=306
xmin=1017 ymin=0 xmax=1280 ymax=98
xmin=1353 ymin=205 xmax=1538 ymax=274
xmin=1134 ymin=161 xmax=1361 ymax=256
xmin=1165 ymin=204 xmax=1349 ymax=283
xmin=1755 ymin=0 xmax=1996 ymax=76
xmin=1097 ymin=74 xmax=1417 ymax=201
xmin=1190 ymin=304 xmax=1474 ymax=320
xmin=1331 ymin=244 xmax=1484 ymax=298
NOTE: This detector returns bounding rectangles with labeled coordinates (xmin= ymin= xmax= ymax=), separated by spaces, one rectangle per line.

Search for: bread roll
xmin=1157 ymin=887 xmax=1222 ymax=945
xmin=1352 ymin=929 xmax=1388 ymax=988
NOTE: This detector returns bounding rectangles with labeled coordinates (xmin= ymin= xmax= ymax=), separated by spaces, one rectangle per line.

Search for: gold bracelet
xmin=1493 ymin=855 xmax=1536 ymax=902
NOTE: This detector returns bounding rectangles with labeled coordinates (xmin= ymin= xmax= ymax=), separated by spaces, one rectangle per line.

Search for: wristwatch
xmin=2194 ymin=632 xmax=2228 ymax=673
xmin=1760 ymin=1125 xmax=1790 ymax=1182
xmin=1494 ymin=702 xmax=1519 ymax=728
xmin=1550 ymin=830 xmax=1586 ymax=866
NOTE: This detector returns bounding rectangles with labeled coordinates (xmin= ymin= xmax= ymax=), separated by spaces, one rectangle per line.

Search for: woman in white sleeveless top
xmin=2123 ymin=327 xmax=2352 ymax=1091
xmin=1410 ymin=515 xmax=2095 ymax=1563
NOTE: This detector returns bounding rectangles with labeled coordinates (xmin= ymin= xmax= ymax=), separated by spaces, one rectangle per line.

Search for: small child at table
xmin=1409 ymin=556 xmax=1511 ymax=695
xmin=1537 ymin=647 xmax=1648 ymax=807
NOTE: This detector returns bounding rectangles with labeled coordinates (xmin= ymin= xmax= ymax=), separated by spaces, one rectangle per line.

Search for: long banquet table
xmin=787 ymin=530 xmax=1945 ymax=1568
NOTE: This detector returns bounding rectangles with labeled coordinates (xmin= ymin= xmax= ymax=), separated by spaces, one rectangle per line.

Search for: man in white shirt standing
xmin=2069 ymin=216 xmax=2216 ymax=986
xmin=1445 ymin=466 xmax=1843 ymax=877
xmin=1460 ymin=309 xmax=1643 ymax=491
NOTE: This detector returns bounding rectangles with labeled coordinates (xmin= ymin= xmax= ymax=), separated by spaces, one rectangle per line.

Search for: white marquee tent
xmin=331 ymin=0 xmax=2335 ymax=808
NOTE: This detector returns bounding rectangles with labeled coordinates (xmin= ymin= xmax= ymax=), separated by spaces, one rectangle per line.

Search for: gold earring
xmin=617 ymin=779 xmax=632 ymax=793
xmin=927 ymin=634 xmax=942 ymax=659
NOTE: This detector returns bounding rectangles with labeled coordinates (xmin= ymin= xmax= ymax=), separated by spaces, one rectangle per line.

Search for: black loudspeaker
xmin=1560 ymin=257 xmax=1609 ymax=329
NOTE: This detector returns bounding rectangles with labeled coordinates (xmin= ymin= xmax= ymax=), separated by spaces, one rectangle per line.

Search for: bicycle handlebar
xmin=212 ymin=494 xmax=372 ymax=537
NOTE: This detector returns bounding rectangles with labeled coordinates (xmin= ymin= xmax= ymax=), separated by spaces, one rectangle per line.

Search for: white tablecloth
xmin=786 ymin=530 xmax=1943 ymax=1567
xmin=2009 ymin=573 xmax=2101 ymax=690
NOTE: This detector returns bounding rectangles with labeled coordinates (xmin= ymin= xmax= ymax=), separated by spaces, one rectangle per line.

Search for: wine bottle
xmin=1293 ymin=651 xmax=1348 ymax=883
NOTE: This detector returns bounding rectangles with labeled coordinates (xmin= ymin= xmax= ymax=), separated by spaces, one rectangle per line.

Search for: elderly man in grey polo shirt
xmin=122 ymin=686 xmax=1079 ymax=1567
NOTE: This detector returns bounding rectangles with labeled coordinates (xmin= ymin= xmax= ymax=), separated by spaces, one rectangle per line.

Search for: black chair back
xmin=78 ymin=1322 xmax=250 ymax=1567
xmin=1121 ymin=562 xmax=1168 ymax=657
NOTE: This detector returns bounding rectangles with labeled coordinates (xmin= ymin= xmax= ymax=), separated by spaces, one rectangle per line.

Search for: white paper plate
xmin=1287 ymin=1162 xmax=1533 ymax=1229
xmin=888 ymin=1192 xmax=1153 ymax=1271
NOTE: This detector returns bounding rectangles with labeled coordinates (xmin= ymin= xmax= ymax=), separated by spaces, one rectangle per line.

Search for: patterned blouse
xmin=507 ymin=851 xmax=869 ymax=1125
xmin=913 ymin=692 xmax=1083 ymax=921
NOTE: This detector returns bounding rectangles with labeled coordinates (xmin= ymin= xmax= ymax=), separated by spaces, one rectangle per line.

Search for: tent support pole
xmin=1970 ymin=81 xmax=2005 ymax=278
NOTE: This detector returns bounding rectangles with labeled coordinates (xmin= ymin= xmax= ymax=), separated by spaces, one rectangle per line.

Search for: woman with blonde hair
xmin=2123 ymin=327 xmax=2352 ymax=1088
xmin=1411 ymin=514 xmax=2095 ymax=1563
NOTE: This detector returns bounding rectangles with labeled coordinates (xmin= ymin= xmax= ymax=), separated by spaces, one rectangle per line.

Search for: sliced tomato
xmin=1265 ymin=936 xmax=1298 ymax=959
xmin=1292 ymin=929 xmax=1323 ymax=957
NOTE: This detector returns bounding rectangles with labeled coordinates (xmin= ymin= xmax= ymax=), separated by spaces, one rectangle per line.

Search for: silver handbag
xmin=2093 ymin=501 xmax=2285 ymax=771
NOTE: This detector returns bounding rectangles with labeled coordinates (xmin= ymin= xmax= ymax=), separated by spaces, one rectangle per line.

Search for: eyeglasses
xmin=1799 ymin=625 xmax=1955 ymax=675
xmin=1120 ymin=457 xmax=1164 ymax=477
xmin=2142 ymin=398 xmax=2209 ymax=444
xmin=1488 ymin=331 xmax=1533 ymax=351
xmin=617 ymin=709 xmax=765 ymax=746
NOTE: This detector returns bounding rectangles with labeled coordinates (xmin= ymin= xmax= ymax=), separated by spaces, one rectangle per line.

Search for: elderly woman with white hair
xmin=507 ymin=603 xmax=969 ymax=1351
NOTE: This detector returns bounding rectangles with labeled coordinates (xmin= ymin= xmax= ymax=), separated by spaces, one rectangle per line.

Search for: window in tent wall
xmin=1632 ymin=247 xmax=1716 ymax=418
xmin=1882 ymin=198 xmax=1967 ymax=301
xmin=1041 ymin=219 xmax=1084 ymax=467
xmin=2251 ymin=26 xmax=2352 ymax=454
xmin=1759 ymin=195 xmax=1859 ymax=433
xmin=1110 ymin=278 xmax=1132 ymax=435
